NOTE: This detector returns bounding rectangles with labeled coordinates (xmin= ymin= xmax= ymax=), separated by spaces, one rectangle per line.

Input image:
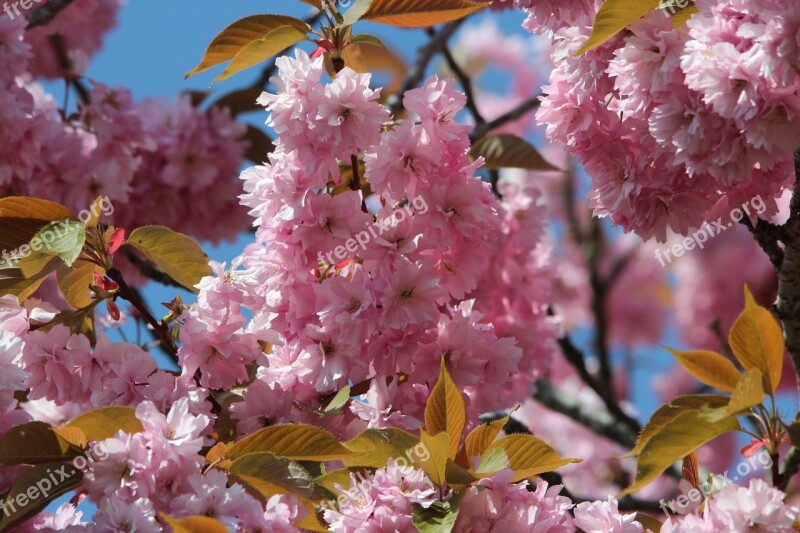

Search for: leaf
xmin=227 ymin=452 xmax=321 ymax=502
xmin=665 ymin=347 xmax=741 ymax=393
xmin=0 ymin=422 xmax=80 ymax=465
xmin=626 ymin=394 xmax=730 ymax=458
xmin=185 ymin=15 xmax=311 ymax=81
xmin=487 ymin=434 xmax=581 ymax=482
xmin=126 ymin=226 xmax=212 ymax=292
xmin=415 ymin=431 xmax=450 ymax=486
xmin=324 ymin=385 xmax=351 ymax=414
xmin=0 ymin=197 xmax=73 ymax=221
xmin=0 ymin=462 xmax=83 ymax=531
xmin=227 ymin=424 xmax=355 ymax=462
xmin=342 ymin=38 xmax=406 ymax=93
xmin=460 ymin=415 xmax=508 ymax=466
xmin=18 ymin=220 xmax=86 ymax=270
xmin=474 ymin=447 xmax=507 ymax=475
xmin=0 ymin=262 xmax=51 ymax=302
xmin=161 ymin=515 xmax=230 ymax=533
xmin=635 ymin=513 xmax=663 ymax=533
xmin=670 ymin=2 xmax=697 ymax=27
xmin=728 ymin=285 xmax=784 ymax=393
xmin=342 ymin=427 xmax=421 ymax=468
xmin=444 ymin=459 xmax=479 ymax=485
xmin=350 ymin=34 xmax=386 ymax=49
xmin=82 ymin=196 xmax=106 ymax=228
xmin=575 ymin=0 xmax=661 ymax=55
xmin=65 ymin=406 xmax=143 ymax=441
xmin=702 ymin=368 xmax=765 ymax=422
xmin=341 ymin=0 xmax=374 ymax=26
xmin=360 ymin=0 xmax=488 ymax=27
xmin=412 ymin=500 xmax=461 ymax=533
xmin=681 ymin=452 xmax=700 ymax=490
xmin=315 ymin=467 xmax=365 ymax=494
xmin=0 ymin=218 xmax=52 ymax=259
xmin=425 ymin=359 xmax=466 ymax=459
xmin=469 ymin=134 xmax=560 ymax=171
xmin=57 ymin=261 xmax=101 ymax=309
xmin=620 ymin=410 xmax=740 ymax=496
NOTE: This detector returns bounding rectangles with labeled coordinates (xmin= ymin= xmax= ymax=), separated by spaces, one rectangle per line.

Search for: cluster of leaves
xmin=0 ymin=361 xmax=578 ymax=531
xmin=0 ymin=197 xmax=212 ymax=346
xmin=184 ymin=0 xmax=556 ymax=176
xmin=577 ymin=0 xmax=697 ymax=55
xmin=623 ymin=286 xmax=789 ymax=496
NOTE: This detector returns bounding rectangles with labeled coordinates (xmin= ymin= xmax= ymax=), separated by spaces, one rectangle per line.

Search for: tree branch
xmin=26 ymin=0 xmax=77 ymax=28
xmin=777 ymin=149 xmax=800 ymax=399
xmin=387 ymin=20 xmax=465 ymax=115
xmin=469 ymin=96 xmax=541 ymax=143
xmin=531 ymin=379 xmax=637 ymax=448
xmin=432 ymin=31 xmax=485 ymax=126
xmin=740 ymin=216 xmax=786 ymax=270
xmin=107 ymin=267 xmax=178 ymax=361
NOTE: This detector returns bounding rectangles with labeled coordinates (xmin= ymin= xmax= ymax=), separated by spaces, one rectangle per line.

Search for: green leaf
xmin=626 ymin=394 xmax=730 ymax=457
xmin=575 ymin=0 xmax=661 ymax=55
xmin=469 ymin=134 xmax=559 ymax=171
xmin=444 ymin=459 xmax=479 ymax=485
xmin=227 ymin=452 xmax=322 ymax=502
xmin=728 ymin=284 xmax=784 ymax=394
xmin=0 ymin=462 xmax=83 ymax=531
xmin=360 ymin=0 xmax=488 ymax=27
xmin=487 ymin=434 xmax=580 ymax=482
xmin=665 ymin=347 xmax=742 ymax=393
xmin=57 ymin=261 xmax=101 ymax=309
xmin=0 ymin=422 xmax=81 ymax=465
xmin=324 ymin=386 xmax=351 ymax=414
xmin=342 ymin=427 xmax=420 ymax=468
xmin=16 ymin=220 xmax=85 ymax=272
xmin=185 ymin=15 xmax=311 ymax=81
xmin=227 ymin=424 xmax=355 ymax=462
xmin=350 ymin=34 xmax=387 ymax=50
xmin=474 ymin=447 xmax=507 ymax=475
xmin=126 ymin=226 xmax=212 ymax=292
xmin=412 ymin=494 xmax=463 ymax=533
xmin=621 ymin=410 xmax=740 ymax=496
xmin=424 ymin=359 xmax=466 ymax=459
xmin=65 ymin=406 xmax=144 ymax=441
xmin=701 ymin=368 xmax=765 ymax=422
xmin=341 ymin=0 xmax=374 ymax=26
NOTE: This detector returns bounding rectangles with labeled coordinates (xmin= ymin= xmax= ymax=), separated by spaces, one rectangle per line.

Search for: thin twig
xmin=470 ymin=96 xmax=541 ymax=143
xmin=107 ymin=268 xmax=178 ymax=361
xmin=431 ymin=29 xmax=485 ymax=125
xmin=387 ymin=20 xmax=465 ymax=115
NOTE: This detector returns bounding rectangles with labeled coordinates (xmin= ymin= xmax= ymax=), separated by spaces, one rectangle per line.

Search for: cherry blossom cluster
xmin=0 ymin=8 xmax=250 ymax=247
xmin=527 ymin=0 xmax=800 ymax=241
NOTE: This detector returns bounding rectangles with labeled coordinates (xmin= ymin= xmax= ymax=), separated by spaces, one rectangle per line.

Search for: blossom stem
xmin=106 ymin=267 xmax=179 ymax=360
